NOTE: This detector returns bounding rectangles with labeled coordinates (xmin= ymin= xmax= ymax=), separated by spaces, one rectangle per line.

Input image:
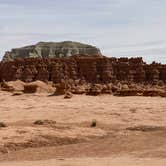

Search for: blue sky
xmin=0 ymin=0 xmax=166 ymax=63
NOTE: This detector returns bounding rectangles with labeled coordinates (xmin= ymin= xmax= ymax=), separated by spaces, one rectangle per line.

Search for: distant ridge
xmin=3 ymin=41 xmax=102 ymax=61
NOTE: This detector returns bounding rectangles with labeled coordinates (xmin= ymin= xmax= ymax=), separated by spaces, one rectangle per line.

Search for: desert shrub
xmin=126 ymin=125 xmax=162 ymax=132
xmin=34 ymin=120 xmax=44 ymax=125
xmin=90 ymin=119 xmax=97 ymax=127
xmin=129 ymin=108 xmax=137 ymax=113
xmin=0 ymin=122 xmax=7 ymax=128
xmin=34 ymin=120 xmax=56 ymax=126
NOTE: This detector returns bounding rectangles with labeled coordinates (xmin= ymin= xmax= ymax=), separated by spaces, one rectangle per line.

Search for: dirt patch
xmin=126 ymin=125 xmax=164 ymax=132
xmin=0 ymin=136 xmax=84 ymax=154
xmin=0 ymin=123 xmax=107 ymax=155
xmin=33 ymin=120 xmax=57 ymax=127
xmin=0 ymin=94 xmax=166 ymax=162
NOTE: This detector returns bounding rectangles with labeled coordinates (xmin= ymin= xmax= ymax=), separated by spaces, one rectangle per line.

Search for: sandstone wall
xmin=0 ymin=56 xmax=166 ymax=84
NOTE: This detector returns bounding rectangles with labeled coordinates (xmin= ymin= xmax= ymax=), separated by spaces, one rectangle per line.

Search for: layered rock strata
xmin=3 ymin=41 xmax=102 ymax=61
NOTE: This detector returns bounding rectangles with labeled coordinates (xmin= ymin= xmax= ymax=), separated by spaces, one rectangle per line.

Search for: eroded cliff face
xmin=3 ymin=41 xmax=102 ymax=61
xmin=0 ymin=56 xmax=166 ymax=85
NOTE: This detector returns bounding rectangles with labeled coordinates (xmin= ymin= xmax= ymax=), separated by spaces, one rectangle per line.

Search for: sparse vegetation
xmin=126 ymin=125 xmax=163 ymax=132
xmin=0 ymin=122 xmax=7 ymax=128
xmin=34 ymin=120 xmax=56 ymax=126
xmin=34 ymin=120 xmax=44 ymax=125
xmin=90 ymin=119 xmax=97 ymax=127
xmin=129 ymin=108 xmax=137 ymax=113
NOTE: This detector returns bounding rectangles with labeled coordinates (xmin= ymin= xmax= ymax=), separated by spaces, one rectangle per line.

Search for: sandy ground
xmin=2 ymin=157 xmax=166 ymax=166
xmin=0 ymin=91 xmax=166 ymax=165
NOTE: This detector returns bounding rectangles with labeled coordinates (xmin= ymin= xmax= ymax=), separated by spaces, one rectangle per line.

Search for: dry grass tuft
xmin=90 ymin=119 xmax=97 ymax=127
xmin=0 ymin=122 xmax=7 ymax=128
xmin=129 ymin=108 xmax=137 ymax=113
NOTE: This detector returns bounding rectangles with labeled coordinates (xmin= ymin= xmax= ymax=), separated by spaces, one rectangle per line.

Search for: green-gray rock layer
xmin=3 ymin=41 xmax=102 ymax=61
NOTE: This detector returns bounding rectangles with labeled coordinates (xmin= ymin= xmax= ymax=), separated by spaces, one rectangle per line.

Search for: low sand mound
xmin=143 ymin=89 xmax=166 ymax=97
xmin=86 ymin=84 xmax=103 ymax=96
xmin=115 ymin=89 xmax=144 ymax=96
xmin=115 ymin=88 xmax=166 ymax=97
xmin=1 ymin=80 xmax=25 ymax=92
xmin=0 ymin=125 xmax=106 ymax=154
xmin=23 ymin=81 xmax=55 ymax=93
xmin=126 ymin=125 xmax=164 ymax=132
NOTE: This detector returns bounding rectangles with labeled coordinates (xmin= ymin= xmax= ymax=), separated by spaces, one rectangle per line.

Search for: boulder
xmin=53 ymin=81 xmax=67 ymax=95
xmin=101 ymin=84 xmax=112 ymax=94
xmin=23 ymin=81 xmax=54 ymax=93
xmin=64 ymin=91 xmax=73 ymax=99
xmin=72 ymin=85 xmax=87 ymax=94
xmin=86 ymin=84 xmax=103 ymax=96
xmin=1 ymin=80 xmax=25 ymax=92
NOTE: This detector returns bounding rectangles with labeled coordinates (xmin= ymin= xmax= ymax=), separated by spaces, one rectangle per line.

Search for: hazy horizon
xmin=0 ymin=0 xmax=166 ymax=63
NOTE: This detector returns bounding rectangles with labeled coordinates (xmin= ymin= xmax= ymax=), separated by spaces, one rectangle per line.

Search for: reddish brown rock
xmin=143 ymin=89 xmax=166 ymax=97
xmin=72 ymin=85 xmax=87 ymax=94
xmin=64 ymin=91 xmax=73 ymax=99
xmin=0 ymin=56 xmax=166 ymax=87
xmin=23 ymin=81 xmax=54 ymax=93
xmin=115 ymin=89 xmax=144 ymax=96
xmin=1 ymin=80 xmax=25 ymax=92
xmin=86 ymin=84 xmax=103 ymax=96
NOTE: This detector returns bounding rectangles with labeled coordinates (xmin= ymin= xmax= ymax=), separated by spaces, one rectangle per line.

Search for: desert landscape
xmin=1 ymin=0 xmax=166 ymax=165
xmin=0 ymin=91 xmax=166 ymax=165
xmin=0 ymin=41 xmax=166 ymax=165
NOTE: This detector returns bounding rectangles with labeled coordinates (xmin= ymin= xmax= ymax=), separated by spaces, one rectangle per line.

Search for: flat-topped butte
xmin=3 ymin=41 xmax=102 ymax=61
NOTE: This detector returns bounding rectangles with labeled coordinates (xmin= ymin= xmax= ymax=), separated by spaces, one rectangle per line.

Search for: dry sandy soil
xmin=0 ymin=91 xmax=166 ymax=165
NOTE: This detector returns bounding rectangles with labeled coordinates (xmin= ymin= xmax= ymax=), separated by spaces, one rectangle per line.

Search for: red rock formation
xmin=0 ymin=56 xmax=166 ymax=86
